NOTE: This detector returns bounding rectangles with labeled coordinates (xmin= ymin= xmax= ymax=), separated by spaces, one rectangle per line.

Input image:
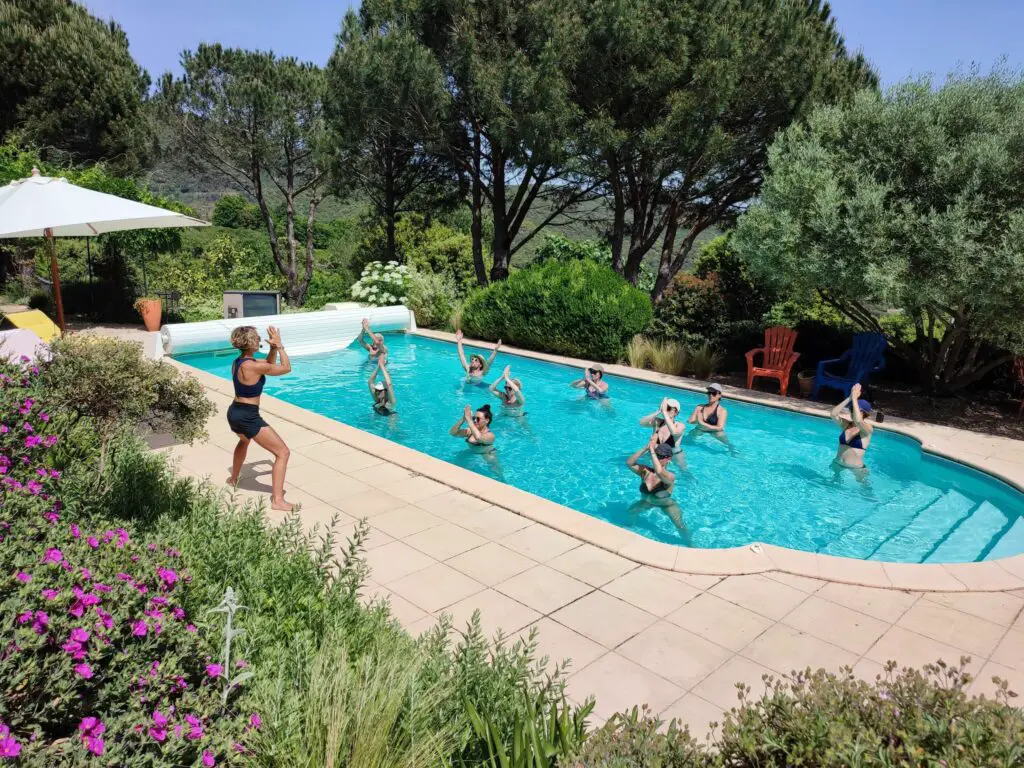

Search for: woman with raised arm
xmin=358 ymin=318 xmax=387 ymax=360
xmin=627 ymin=437 xmax=677 ymax=499
xmin=489 ymin=364 xmax=525 ymax=409
xmin=639 ymin=397 xmax=684 ymax=453
xmin=570 ymin=363 xmax=609 ymax=399
xmin=226 ymin=325 xmax=294 ymax=511
xmin=455 ymin=329 xmax=501 ymax=379
xmin=368 ymin=355 xmax=397 ymax=416
xmin=449 ymin=403 xmax=495 ymax=447
xmin=831 ymin=382 xmax=874 ymax=469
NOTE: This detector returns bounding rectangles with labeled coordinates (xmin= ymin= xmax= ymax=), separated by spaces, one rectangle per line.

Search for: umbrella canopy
xmin=0 ymin=169 xmax=208 ymax=237
xmin=0 ymin=168 xmax=209 ymax=332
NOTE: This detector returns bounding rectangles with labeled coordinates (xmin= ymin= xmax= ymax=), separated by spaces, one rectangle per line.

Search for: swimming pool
xmin=177 ymin=333 xmax=1024 ymax=564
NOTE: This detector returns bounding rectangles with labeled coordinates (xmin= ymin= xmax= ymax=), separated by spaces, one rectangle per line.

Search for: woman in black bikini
xmin=831 ymin=382 xmax=873 ymax=469
xmin=626 ymin=438 xmax=676 ymax=497
xmin=639 ymin=397 xmax=684 ymax=453
xmin=688 ymin=383 xmax=728 ymax=433
xmin=449 ymin=404 xmax=495 ymax=446
xmin=489 ymin=365 xmax=525 ymax=409
xmin=368 ymin=355 xmax=396 ymax=415
xmin=226 ymin=325 xmax=294 ymax=511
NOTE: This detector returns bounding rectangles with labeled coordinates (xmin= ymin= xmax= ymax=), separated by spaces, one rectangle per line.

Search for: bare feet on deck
xmin=271 ymin=497 xmax=294 ymax=512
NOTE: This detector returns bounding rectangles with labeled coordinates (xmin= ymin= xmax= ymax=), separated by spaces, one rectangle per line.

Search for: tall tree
xmin=325 ymin=11 xmax=451 ymax=263
xmin=363 ymin=0 xmax=596 ymax=284
xmin=734 ymin=71 xmax=1024 ymax=394
xmin=574 ymin=0 xmax=876 ymax=298
xmin=0 ymin=0 xmax=154 ymax=172
xmin=162 ymin=45 xmax=327 ymax=305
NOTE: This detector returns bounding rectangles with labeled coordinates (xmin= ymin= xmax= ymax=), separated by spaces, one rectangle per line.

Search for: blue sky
xmin=84 ymin=0 xmax=1024 ymax=86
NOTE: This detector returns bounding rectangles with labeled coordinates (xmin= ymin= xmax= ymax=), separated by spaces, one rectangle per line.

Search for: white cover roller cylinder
xmin=160 ymin=305 xmax=413 ymax=357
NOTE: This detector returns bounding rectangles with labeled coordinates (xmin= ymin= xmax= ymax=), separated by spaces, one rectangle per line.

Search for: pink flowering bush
xmin=0 ymin=359 xmax=61 ymax=507
xmin=0 ymin=493 xmax=253 ymax=765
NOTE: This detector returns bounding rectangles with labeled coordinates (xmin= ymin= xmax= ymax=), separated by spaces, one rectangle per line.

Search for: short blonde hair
xmin=230 ymin=326 xmax=260 ymax=352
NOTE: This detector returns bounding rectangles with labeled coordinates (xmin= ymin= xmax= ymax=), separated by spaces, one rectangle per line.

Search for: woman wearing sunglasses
xmin=368 ymin=355 xmax=397 ymax=416
xmin=639 ymin=397 xmax=684 ymax=454
xmin=570 ymin=363 xmax=609 ymax=399
xmin=489 ymin=365 xmax=525 ymax=409
xmin=688 ymin=383 xmax=728 ymax=433
xmin=449 ymin=403 xmax=495 ymax=447
xmin=455 ymin=329 xmax=502 ymax=381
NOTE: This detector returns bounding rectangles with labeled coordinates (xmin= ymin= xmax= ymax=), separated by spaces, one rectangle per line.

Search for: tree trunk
xmin=490 ymin=147 xmax=510 ymax=282
xmin=470 ymin=129 xmax=488 ymax=286
xmin=299 ymin=191 xmax=320 ymax=304
xmin=384 ymin=147 xmax=397 ymax=262
xmin=608 ymin=159 xmax=625 ymax=273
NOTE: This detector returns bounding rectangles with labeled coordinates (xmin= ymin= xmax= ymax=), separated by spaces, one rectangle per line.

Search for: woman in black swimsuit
xmin=226 ymin=325 xmax=294 ymax=511
xmin=449 ymin=404 xmax=495 ymax=446
xmin=688 ymin=383 xmax=728 ymax=433
xmin=368 ymin=355 xmax=396 ymax=415
xmin=489 ymin=365 xmax=525 ymax=409
xmin=626 ymin=438 xmax=676 ymax=497
xmin=639 ymin=397 xmax=684 ymax=452
xmin=831 ymin=382 xmax=873 ymax=469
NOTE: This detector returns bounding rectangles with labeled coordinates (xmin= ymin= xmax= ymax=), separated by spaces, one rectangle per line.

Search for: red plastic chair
xmin=1015 ymin=356 xmax=1024 ymax=417
xmin=746 ymin=326 xmax=801 ymax=396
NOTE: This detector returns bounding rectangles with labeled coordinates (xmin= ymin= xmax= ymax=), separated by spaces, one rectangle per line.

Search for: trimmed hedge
xmin=461 ymin=260 xmax=652 ymax=362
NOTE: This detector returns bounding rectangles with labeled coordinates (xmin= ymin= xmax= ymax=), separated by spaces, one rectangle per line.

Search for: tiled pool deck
xmin=153 ymin=332 xmax=1024 ymax=733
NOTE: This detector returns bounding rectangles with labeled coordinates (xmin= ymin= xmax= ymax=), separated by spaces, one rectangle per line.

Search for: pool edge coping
xmin=167 ymin=340 xmax=1024 ymax=594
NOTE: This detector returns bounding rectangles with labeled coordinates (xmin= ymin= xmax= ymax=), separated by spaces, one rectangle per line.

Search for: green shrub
xmin=211 ymin=194 xmax=262 ymax=229
xmin=624 ymin=335 xmax=654 ymax=368
xmin=536 ymin=234 xmax=655 ymax=294
xmin=303 ymin=269 xmax=353 ymax=310
xmin=686 ymin=343 xmax=724 ymax=380
xmin=649 ymin=340 xmax=688 ymax=376
xmin=572 ymin=705 xmax=703 ymax=767
xmin=406 ymin=268 xmax=458 ymax=329
xmin=714 ymin=661 xmax=1023 ymax=767
xmin=27 ymin=290 xmax=51 ymax=313
xmin=649 ymin=272 xmax=728 ymax=349
xmin=461 ymin=260 xmax=652 ymax=362
xmin=177 ymin=296 xmax=223 ymax=323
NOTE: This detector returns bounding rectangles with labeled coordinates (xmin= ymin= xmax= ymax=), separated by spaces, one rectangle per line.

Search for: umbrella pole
xmin=45 ymin=228 xmax=67 ymax=334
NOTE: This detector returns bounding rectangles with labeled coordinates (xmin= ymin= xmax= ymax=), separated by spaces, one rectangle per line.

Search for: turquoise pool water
xmin=178 ymin=334 xmax=1024 ymax=563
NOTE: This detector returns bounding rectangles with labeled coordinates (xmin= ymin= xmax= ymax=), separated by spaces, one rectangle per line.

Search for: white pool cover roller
xmin=160 ymin=305 xmax=414 ymax=357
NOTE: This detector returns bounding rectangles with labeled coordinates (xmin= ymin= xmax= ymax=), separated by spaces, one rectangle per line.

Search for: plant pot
xmin=136 ymin=299 xmax=162 ymax=332
xmin=797 ymin=371 xmax=814 ymax=398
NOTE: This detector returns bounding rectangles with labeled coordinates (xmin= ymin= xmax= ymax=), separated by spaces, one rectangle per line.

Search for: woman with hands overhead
xmin=226 ymin=325 xmax=294 ymax=512
xmin=449 ymin=403 xmax=495 ymax=447
xmin=489 ymin=365 xmax=525 ymax=408
xmin=640 ymin=397 xmax=684 ymax=453
xmin=368 ymin=355 xmax=397 ymax=416
xmin=456 ymin=329 xmax=501 ymax=379
xmin=358 ymin=318 xmax=387 ymax=360
xmin=831 ymin=382 xmax=874 ymax=469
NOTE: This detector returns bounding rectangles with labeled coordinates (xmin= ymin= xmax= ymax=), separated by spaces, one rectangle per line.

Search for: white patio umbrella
xmin=0 ymin=168 xmax=209 ymax=332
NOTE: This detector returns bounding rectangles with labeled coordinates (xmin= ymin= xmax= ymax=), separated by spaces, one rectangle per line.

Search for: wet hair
xmin=475 ymin=404 xmax=493 ymax=425
xmin=654 ymin=443 xmax=674 ymax=461
xmin=230 ymin=326 xmax=260 ymax=352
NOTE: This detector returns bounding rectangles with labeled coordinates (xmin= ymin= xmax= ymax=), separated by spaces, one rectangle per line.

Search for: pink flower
xmin=131 ymin=620 xmax=147 ymax=637
xmin=62 ymin=640 xmax=86 ymax=660
xmin=74 ymin=663 xmax=93 ymax=679
xmin=16 ymin=611 xmax=31 ymax=625
xmin=249 ymin=712 xmax=262 ymax=730
xmin=70 ymin=524 xmax=80 ymax=538
xmin=149 ymin=710 xmax=168 ymax=742
xmin=205 ymin=663 xmax=223 ymax=678
xmin=15 ymin=571 xmax=30 ymax=583
xmin=41 ymin=588 xmax=58 ymax=600
xmin=93 ymin=583 xmax=111 ymax=593
xmin=87 ymin=537 xmax=99 ymax=549
xmin=42 ymin=548 xmax=62 ymax=564
xmin=95 ymin=609 xmax=113 ymax=631
xmin=186 ymin=624 xmax=197 ymax=633
xmin=70 ymin=627 xmax=90 ymax=643
xmin=202 ymin=750 xmax=216 ymax=767
xmin=172 ymin=606 xmax=186 ymax=621
xmin=0 ymin=722 xmax=21 ymax=758
xmin=31 ymin=611 xmax=48 ymax=634
xmin=156 ymin=567 xmax=178 ymax=590
xmin=79 ymin=718 xmax=105 ymax=756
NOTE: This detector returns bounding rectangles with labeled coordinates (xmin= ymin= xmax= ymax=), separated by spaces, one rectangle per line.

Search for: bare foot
xmin=270 ymin=497 xmax=294 ymax=512
xmin=226 ymin=473 xmax=239 ymax=486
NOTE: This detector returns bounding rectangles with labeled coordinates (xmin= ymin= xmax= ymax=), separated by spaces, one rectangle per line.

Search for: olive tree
xmin=734 ymin=71 xmax=1024 ymax=393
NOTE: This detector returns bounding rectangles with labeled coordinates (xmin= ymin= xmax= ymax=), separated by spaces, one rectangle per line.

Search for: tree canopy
xmin=162 ymin=45 xmax=328 ymax=305
xmin=0 ymin=0 xmax=154 ymax=172
xmin=734 ymin=70 xmax=1024 ymax=393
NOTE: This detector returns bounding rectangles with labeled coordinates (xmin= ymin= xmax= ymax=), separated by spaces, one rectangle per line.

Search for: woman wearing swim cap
xmin=571 ymin=363 xmax=609 ymax=398
xmin=639 ymin=397 xmax=684 ymax=452
xmin=368 ymin=354 xmax=397 ymax=415
xmin=456 ymin=329 xmax=501 ymax=380
xmin=831 ymin=383 xmax=874 ymax=469
xmin=625 ymin=437 xmax=688 ymax=536
xmin=688 ymin=383 xmax=728 ymax=433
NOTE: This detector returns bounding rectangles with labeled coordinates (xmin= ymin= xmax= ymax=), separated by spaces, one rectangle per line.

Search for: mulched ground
xmin=715 ymin=373 xmax=1024 ymax=442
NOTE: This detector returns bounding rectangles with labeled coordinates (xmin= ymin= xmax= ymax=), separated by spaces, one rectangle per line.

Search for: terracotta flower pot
xmin=797 ymin=370 xmax=814 ymax=398
xmin=135 ymin=299 xmax=162 ymax=332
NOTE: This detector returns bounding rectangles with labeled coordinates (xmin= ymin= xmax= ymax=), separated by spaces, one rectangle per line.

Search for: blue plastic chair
xmin=812 ymin=332 xmax=887 ymax=400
